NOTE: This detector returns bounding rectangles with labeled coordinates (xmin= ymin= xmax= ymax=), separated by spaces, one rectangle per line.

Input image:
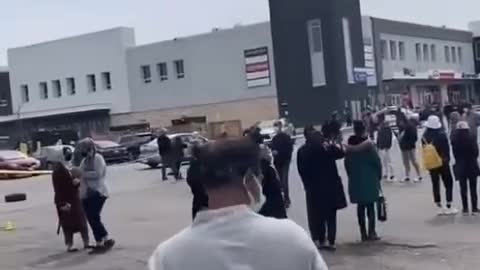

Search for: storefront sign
xmin=461 ymin=73 xmax=479 ymax=79
xmin=429 ymin=70 xmax=455 ymax=80
xmin=244 ymin=47 xmax=271 ymax=88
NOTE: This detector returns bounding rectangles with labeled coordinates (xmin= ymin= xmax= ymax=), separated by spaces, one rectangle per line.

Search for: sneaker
xmin=413 ymin=177 xmax=422 ymax=183
xmin=325 ymin=244 xmax=337 ymax=252
xmin=402 ymin=178 xmax=410 ymax=183
xmin=462 ymin=209 xmax=470 ymax=216
xmin=445 ymin=207 xmax=459 ymax=216
xmin=472 ymin=209 xmax=479 ymax=216
xmin=437 ymin=206 xmax=447 ymax=216
xmin=387 ymin=176 xmax=396 ymax=183
xmin=367 ymin=233 xmax=381 ymax=241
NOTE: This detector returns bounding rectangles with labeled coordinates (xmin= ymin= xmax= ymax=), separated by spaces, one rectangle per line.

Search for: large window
xmin=52 ymin=80 xmax=62 ymax=98
xmin=451 ymin=46 xmax=457 ymax=63
xmin=20 ymin=85 xmax=29 ymax=103
xmin=174 ymin=60 xmax=185 ymax=79
xmin=398 ymin=41 xmax=405 ymax=60
xmin=458 ymin=47 xmax=463 ymax=64
xmin=141 ymin=65 xmax=152 ymax=83
xmin=157 ymin=63 xmax=168 ymax=81
xmin=423 ymin=44 xmax=429 ymax=61
xmin=415 ymin=43 xmax=421 ymax=61
xmin=39 ymin=82 xmax=48 ymax=99
xmin=87 ymin=74 xmax=96 ymax=92
xmin=380 ymin=40 xmax=387 ymax=60
xmin=389 ymin=40 xmax=397 ymax=60
xmin=430 ymin=44 xmax=437 ymax=62
xmin=101 ymin=72 xmax=112 ymax=90
xmin=342 ymin=17 xmax=354 ymax=83
xmin=445 ymin=46 xmax=450 ymax=63
xmin=307 ymin=19 xmax=326 ymax=87
xmin=66 ymin=77 xmax=76 ymax=95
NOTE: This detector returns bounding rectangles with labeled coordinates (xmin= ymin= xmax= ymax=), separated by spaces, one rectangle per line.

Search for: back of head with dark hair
xmin=353 ymin=120 xmax=366 ymax=136
xmin=194 ymin=137 xmax=261 ymax=190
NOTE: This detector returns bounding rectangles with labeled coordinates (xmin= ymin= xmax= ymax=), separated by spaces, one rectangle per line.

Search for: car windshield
xmin=95 ymin=141 xmax=119 ymax=148
xmin=0 ymin=151 xmax=26 ymax=160
xmin=257 ymin=120 xmax=277 ymax=129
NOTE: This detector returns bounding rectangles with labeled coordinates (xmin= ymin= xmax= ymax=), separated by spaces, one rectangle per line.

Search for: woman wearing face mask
xmin=78 ymin=138 xmax=115 ymax=254
xmin=52 ymin=147 xmax=92 ymax=252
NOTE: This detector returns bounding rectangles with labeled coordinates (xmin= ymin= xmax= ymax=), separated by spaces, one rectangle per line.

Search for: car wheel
xmin=148 ymin=163 xmax=159 ymax=168
xmin=5 ymin=193 xmax=27 ymax=203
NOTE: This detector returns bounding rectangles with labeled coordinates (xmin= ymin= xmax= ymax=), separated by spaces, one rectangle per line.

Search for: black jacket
xmin=377 ymin=125 xmax=393 ymax=150
xmin=186 ymin=159 xmax=209 ymax=219
xmin=297 ymin=139 xmax=347 ymax=211
xmin=157 ymin=135 xmax=172 ymax=156
xmin=452 ymin=130 xmax=480 ymax=179
xmin=258 ymin=160 xmax=287 ymax=219
xmin=271 ymin=132 xmax=294 ymax=164
xmin=399 ymin=124 xmax=418 ymax=151
xmin=422 ymin=129 xmax=451 ymax=163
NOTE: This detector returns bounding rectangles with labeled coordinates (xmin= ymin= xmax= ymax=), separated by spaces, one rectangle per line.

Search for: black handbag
xmin=377 ymin=187 xmax=388 ymax=222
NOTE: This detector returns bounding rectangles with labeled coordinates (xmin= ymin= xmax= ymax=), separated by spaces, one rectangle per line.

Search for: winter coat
xmin=422 ymin=128 xmax=451 ymax=163
xmin=344 ymin=135 xmax=382 ymax=205
xmin=259 ymin=160 xmax=287 ymax=219
xmin=297 ymin=139 xmax=347 ymax=211
xmin=157 ymin=135 xmax=172 ymax=156
xmin=377 ymin=125 xmax=393 ymax=150
xmin=452 ymin=130 xmax=480 ymax=179
xmin=171 ymin=137 xmax=187 ymax=161
xmin=271 ymin=132 xmax=294 ymax=165
xmin=398 ymin=123 xmax=418 ymax=151
xmin=52 ymin=162 xmax=88 ymax=235
xmin=187 ymin=158 xmax=209 ymax=219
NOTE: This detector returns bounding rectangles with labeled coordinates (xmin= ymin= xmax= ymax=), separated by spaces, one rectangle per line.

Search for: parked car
xmin=0 ymin=150 xmax=41 ymax=171
xmin=383 ymin=106 xmax=420 ymax=128
xmin=118 ymin=132 xmax=155 ymax=161
xmin=138 ymin=133 xmax=208 ymax=169
xmin=33 ymin=145 xmax=75 ymax=170
xmin=94 ymin=140 xmax=129 ymax=163
xmin=256 ymin=118 xmax=295 ymax=143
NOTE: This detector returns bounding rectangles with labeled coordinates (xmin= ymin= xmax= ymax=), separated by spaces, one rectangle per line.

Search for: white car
xmin=382 ymin=106 xmax=420 ymax=128
xmin=138 ymin=133 xmax=208 ymax=168
xmin=257 ymin=118 xmax=295 ymax=143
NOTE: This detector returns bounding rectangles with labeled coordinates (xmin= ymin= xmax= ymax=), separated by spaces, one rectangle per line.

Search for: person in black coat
xmin=297 ymin=127 xmax=347 ymax=251
xmin=157 ymin=129 xmax=173 ymax=181
xmin=270 ymin=121 xmax=294 ymax=208
xmin=186 ymin=147 xmax=209 ymax=220
xmin=451 ymin=121 xmax=479 ymax=215
xmin=258 ymin=146 xmax=287 ymax=219
xmin=423 ymin=115 xmax=457 ymax=215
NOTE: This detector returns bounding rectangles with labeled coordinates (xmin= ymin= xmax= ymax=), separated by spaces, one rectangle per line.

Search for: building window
xmin=476 ymin=41 xmax=480 ymax=61
xmin=52 ymin=80 xmax=62 ymax=98
xmin=39 ymin=82 xmax=48 ymax=99
xmin=389 ymin=40 xmax=397 ymax=60
xmin=141 ymin=65 xmax=152 ymax=83
xmin=458 ymin=47 xmax=463 ymax=64
xmin=342 ymin=17 xmax=354 ymax=84
xmin=66 ymin=77 xmax=76 ymax=95
xmin=307 ymin=19 xmax=326 ymax=87
xmin=157 ymin=63 xmax=168 ymax=81
xmin=430 ymin=44 xmax=436 ymax=62
xmin=415 ymin=43 xmax=421 ymax=61
xmin=451 ymin=46 xmax=457 ymax=63
xmin=423 ymin=44 xmax=429 ymax=61
xmin=398 ymin=41 xmax=405 ymax=60
xmin=101 ymin=72 xmax=112 ymax=90
xmin=380 ymin=40 xmax=388 ymax=60
xmin=174 ymin=60 xmax=185 ymax=79
xmin=445 ymin=46 xmax=450 ymax=63
xmin=87 ymin=74 xmax=96 ymax=92
xmin=20 ymin=85 xmax=29 ymax=103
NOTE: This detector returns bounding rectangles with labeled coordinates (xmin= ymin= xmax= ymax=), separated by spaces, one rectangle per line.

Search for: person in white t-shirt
xmin=149 ymin=137 xmax=328 ymax=270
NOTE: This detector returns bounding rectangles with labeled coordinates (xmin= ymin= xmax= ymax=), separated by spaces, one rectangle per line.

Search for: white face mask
xmin=244 ymin=171 xmax=266 ymax=212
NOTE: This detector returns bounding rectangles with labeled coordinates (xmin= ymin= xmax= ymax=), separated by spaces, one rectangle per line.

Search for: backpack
xmin=422 ymin=139 xmax=443 ymax=170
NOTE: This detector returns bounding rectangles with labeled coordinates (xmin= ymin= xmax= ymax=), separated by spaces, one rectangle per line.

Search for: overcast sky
xmin=1 ymin=0 xmax=480 ymax=65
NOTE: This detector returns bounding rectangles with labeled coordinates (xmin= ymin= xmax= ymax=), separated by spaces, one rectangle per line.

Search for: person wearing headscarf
xmin=78 ymin=138 xmax=115 ymax=254
xmin=149 ymin=137 xmax=328 ymax=270
xmin=52 ymin=147 xmax=91 ymax=252
xmin=451 ymin=121 xmax=479 ymax=216
xmin=423 ymin=115 xmax=458 ymax=216
xmin=298 ymin=126 xmax=347 ymax=250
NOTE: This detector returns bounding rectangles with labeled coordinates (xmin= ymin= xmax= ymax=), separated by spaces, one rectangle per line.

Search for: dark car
xmin=94 ymin=140 xmax=129 ymax=163
xmin=118 ymin=132 xmax=154 ymax=161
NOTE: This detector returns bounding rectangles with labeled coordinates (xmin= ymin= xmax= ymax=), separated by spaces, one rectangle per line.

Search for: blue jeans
xmin=83 ymin=193 xmax=108 ymax=243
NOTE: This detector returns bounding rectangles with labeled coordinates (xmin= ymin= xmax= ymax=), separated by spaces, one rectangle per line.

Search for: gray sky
xmin=1 ymin=0 xmax=480 ymax=65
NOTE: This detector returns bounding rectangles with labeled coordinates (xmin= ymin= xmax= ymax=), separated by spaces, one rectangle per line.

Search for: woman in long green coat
xmin=345 ymin=121 xmax=382 ymax=242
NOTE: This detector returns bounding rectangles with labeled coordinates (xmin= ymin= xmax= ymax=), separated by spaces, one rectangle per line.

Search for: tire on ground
xmin=4 ymin=193 xmax=27 ymax=203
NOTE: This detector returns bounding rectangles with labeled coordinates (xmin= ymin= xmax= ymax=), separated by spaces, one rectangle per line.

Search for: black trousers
xmin=357 ymin=203 xmax=376 ymax=239
xmin=83 ymin=194 xmax=108 ymax=243
xmin=274 ymin=160 xmax=291 ymax=202
xmin=318 ymin=210 xmax=337 ymax=245
xmin=459 ymin=177 xmax=478 ymax=211
xmin=161 ymin=155 xmax=179 ymax=180
xmin=430 ymin=165 xmax=453 ymax=204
